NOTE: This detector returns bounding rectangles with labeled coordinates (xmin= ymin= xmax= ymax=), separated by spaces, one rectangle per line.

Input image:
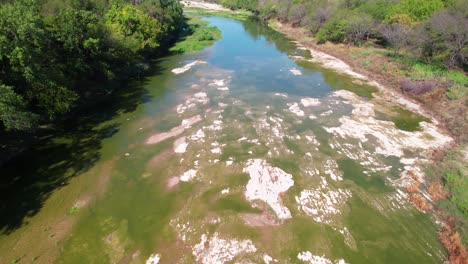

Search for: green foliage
xmin=388 ymin=0 xmax=445 ymax=21
xmin=67 ymin=206 xmax=80 ymax=215
xmin=0 ymin=84 xmax=38 ymax=131
xmin=0 ymin=0 xmax=184 ymax=131
xmin=185 ymin=7 xmax=252 ymax=20
xmin=357 ymin=0 xmax=395 ymax=20
xmin=170 ymin=17 xmax=221 ymax=54
xmin=258 ymin=3 xmax=277 ymax=20
xmin=446 ymin=71 xmax=467 ymax=100
xmin=105 ymin=4 xmax=162 ymax=51
xmin=220 ymin=0 xmax=258 ymax=11
xmin=445 ymin=170 xmax=468 ymax=216
xmin=197 ymin=28 xmax=215 ymax=41
xmin=316 ymin=16 xmax=348 ymax=43
xmin=429 ymin=146 xmax=468 ymax=245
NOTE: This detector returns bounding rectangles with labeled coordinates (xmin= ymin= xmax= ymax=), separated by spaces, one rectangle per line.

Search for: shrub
xmin=346 ymin=12 xmax=373 ymax=45
xmin=316 ymin=16 xmax=348 ymax=43
xmin=197 ymin=29 xmax=215 ymax=41
xmin=400 ymin=78 xmax=438 ymax=94
xmin=258 ymin=3 xmax=277 ymax=21
xmin=389 ymin=0 xmax=445 ymax=21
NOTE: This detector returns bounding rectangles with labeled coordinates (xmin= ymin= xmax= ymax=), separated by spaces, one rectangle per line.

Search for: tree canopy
xmin=0 ymin=0 xmax=184 ymax=131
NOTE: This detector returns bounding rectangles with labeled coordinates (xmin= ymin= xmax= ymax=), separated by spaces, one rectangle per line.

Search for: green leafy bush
xmin=316 ymin=16 xmax=348 ymax=43
xmin=388 ymin=0 xmax=445 ymax=21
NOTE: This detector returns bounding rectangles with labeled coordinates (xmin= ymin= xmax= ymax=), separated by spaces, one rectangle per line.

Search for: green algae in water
xmin=296 ymin=60 xmax=378 ymax=98
xmin=224 ymin=172 xmax=250 ymax=187
xmin=212 ymin=194 xmax=260 ymax=213
xmin=338 ymin=159 xmax=393 ymax=193
xmin=283 ymin=136 xmax=306 ymax=156
xmin=2 ymin=15 xmax=448 ymax=264
xmin=271 ymin=157 xmax=301 ymax=176
xmin=376 ymin=106 xmax=430 ymax=132
xmin=345 ymin=196 xmax=443 ymax=264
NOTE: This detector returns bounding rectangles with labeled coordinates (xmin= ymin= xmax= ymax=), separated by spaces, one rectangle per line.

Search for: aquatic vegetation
xmin=1 ymin=16 xmax=454 ymax=264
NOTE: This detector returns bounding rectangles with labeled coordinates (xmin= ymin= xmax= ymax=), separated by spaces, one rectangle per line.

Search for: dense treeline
xmin=0 ymin=0 xmax=184 ymax=131
xmin=209 ymin=0 xmax=467 ymax=69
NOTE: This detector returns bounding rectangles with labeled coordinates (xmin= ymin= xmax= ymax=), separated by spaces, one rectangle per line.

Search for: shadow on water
xmin=0 ymin=60 xmax=166 ymax=235
xmin=241 ymin=17 xmax=297 ymax=54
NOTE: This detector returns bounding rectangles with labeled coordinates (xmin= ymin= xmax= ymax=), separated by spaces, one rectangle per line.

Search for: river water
xmin=0 ymin=17 xmax=453 ymax=264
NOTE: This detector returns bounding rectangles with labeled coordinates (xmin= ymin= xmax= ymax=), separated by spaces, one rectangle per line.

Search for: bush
xmin=258 ymin=3 xmax=277 ymax=21
xmin=388 ymin=0 xmax=445 ymax=21
xmin=197 ymin=28 xmax=215 ymax=41
xmin=316 ymin=16 xmax=348 ymax=43
xmin=346 ymin=12 xmax=373 ymax=45
xmin=400 ymin=78 xmax=438 ymax=94
xmin=221 ymin=0 xmax=258 ymax=11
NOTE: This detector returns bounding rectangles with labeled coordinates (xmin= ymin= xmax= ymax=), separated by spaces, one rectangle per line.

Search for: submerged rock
xmin=295 ymin=177 xmax=351 ymax=225
xmin=297 ymin=251 xmax=347 ymax=264
xmin=146 ymin=115 xmax=202 ymax=145
xmin=177 ymin=92 xmax=210 ymax=114
xmin=146 ymin=253 xmax=160 ymax=264
xmin=301 ymin=98 xmax=321 ymax=107
xmin=174 ymin=137 xmax=188 ymax=153
xmin=288 ymin=103 xmax=305 ymax=117
xmin=243 ymin=159 xmax=294 ymax=220
xmin=179 ymin=169 xmax=197 ymax=182
xmin=290 ymin=68 xmax=302 ymax=75
xmin=172 ymin=60 xmax=206 ymax=74
xmin=192 ymin=233 xmax=256 ymax=264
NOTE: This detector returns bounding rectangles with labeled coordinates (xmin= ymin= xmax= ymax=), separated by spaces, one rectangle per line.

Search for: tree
xmin=105 ymin=4 xmax=163 ymax=51
xmin=346 ymin=13 xmax=373 ymax=45
xmin=380 ymin=24 xmax=409 ymax=55
xmin=430 ymin=9 xmax=468 ymax=67
xmin=389 ymin=0 xmax=445 ymax=22
xmin=288 ymin=4 xmax=306 ymax=24
xmin=0 ymin=0 xmax=77 ymax=120
xmin=411 ymin=7 xmax=468 ymax=67
xmin=316 ymin=16 xmax=348 ymax=44
xmin=0 ymin=84 xmax=37 ymax=131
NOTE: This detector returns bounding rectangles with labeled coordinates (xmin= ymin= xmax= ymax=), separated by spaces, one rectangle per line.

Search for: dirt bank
xmin=181 ymin=0 xmax=229 ymax=11
xmin=269 ymin=20 xmax=466 ymax=264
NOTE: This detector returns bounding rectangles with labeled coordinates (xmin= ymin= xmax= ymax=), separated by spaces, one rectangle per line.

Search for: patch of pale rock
xmin=264 ymin=254 xmax=278 ymax=263
xmin=146 ymin=253 xmax=160 ymax=264
xmin=177 ymin=92 xmax=209 ymax=114
xmin=290 ymin=68 xmax=302 ymax=75
xmin=172 ymin=60 xmax=206 ymax=74
xmin=288 ymin=103 xmax=305 ymax=117
xmin=173 ymin=137 xmax=188 ymax=153
xmin=146 ymin=115 xmax=202 ymax=144
xmin=192 ymin=233 xmax=257 ymax=264
xmin=295 ymin=177 xmax=351 ymax=224
xmin=297 ymin=251 xmax=347 ymax=264
xmin=323 ymin=159 xmax=343 ymax=181
xmin=189 ymin=129 xmax=206 ymax=142
xmin=179 ymin=169 xmax=197 ymax=182
xmin=244 ymin=159 xmax=294 ymax=219
xmin=301 ymin=98 xmax=321 ymax=107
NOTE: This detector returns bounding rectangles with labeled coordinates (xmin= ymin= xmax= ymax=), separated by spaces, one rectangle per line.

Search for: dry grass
xmin=272 ymin=21 xmax=467 ymax=142
xmin=407 ymin=170 xmax=419 ymax=181
xmin=428 ymin=182 xmax=447 ymax=201
xmin=440 ymin=226 xmax=468 ymax=264
xmin=409 ymin=194 xmax=433 ymax=212
xmin=406 ymin=181 xmax=420 ymax=193
xmin=271 ymin=20 xmax=467 ymax=262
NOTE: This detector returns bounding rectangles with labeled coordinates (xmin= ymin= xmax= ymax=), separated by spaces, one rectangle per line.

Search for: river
xmin=0 ymin=16 xmax=453 ymax=264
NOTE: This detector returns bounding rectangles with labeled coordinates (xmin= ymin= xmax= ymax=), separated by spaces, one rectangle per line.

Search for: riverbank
xmin=183 ymin=2 xmax=466 ymax=262
xmin=0 ymin=14 xmax=222 ymax=264
xmin=269 ymin=20 xmax=467 ymax=262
